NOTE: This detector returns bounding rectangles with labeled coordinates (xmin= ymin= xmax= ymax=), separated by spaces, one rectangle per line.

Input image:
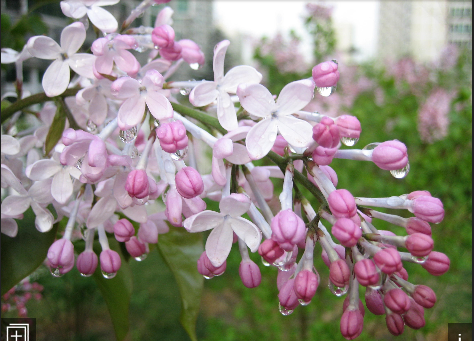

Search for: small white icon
xmin=459 ymin=333 xmax=462 ymax=341
xmin=6 ymin=323 xmax=29 ymax=341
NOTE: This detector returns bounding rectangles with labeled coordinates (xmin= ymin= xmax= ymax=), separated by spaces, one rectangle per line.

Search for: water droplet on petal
xmin=119 ymin=126 xmax=138 ymax=143
xmin=80 ymin=272 xmax=93 ymax=277
xmin=261 ymin=257 xmax=270 ymax=267
xmin=390 ymin=162 xmax=410 ymax=179
xmin=278 ymin=302 xmax=294 ymax=316
xmin=411 ymin=255 xmax=428 ymax=264
xmin=86 ymin=120 xmax=98 ymax=134
xmin=316 ymin=86 xmax=336 ymax=97
xmin=135 ymin=254 xmax=148 ymax=261
xmin=171 ymin=147 xmax=188 ymax=161
xmin=129 ymin=146 xmax=139 ymax=159
xmin=50 ymin=267 xmax=63 ymax=278
xmin=203 ymin=275 xmax=213 ymax=280
xmin=179 ymin=88 xmax=191 ymax=96
xmin=154 ymin=120 xmax=160 ymax=127
xmin=298 ymin=299 xmax=311 ymax=306
xmin=362 ymin=142 xmax=381 ymax=150
xmin=189 ymin=63 xmax=200 ymax=70
xmin=341 ymin=137 xmax=359 ymax=146
xmin=328 ymin=279 xmax=349 ymax=296
xmin=101 ymin=271 xmax=117 ymax=279
xmin=75 ymin=157 xmax=84 ymax=170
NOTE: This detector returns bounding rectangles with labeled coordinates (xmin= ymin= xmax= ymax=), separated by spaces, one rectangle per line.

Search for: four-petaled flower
xmin=60 ymin=0 xmax=119 ymax=33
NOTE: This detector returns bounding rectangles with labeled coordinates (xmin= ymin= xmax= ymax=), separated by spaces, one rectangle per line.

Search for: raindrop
xmin=261 ymin=257 xmax=270 ymax=267
xmin=50 ymin=267 xmax=64 ymax=278
xmin=101 ymin=271 xmax=117 ymax=279
xmin=411 ymin=255 xmax=428 ymax=264
xmin=75 ymin=157 xmax=84 ymax=170
xmin=86 ymin=120 xmax=98 ymax=134
xmin=328 ymin=280 xmax=349 ymax=296
xmin=154 ymin=120 xmax=160 ymax=127
xmin=190 ymin=63 xmax=201 ymax=70
xmin=362 ymin=142 xmax=381 ymax=150
xmin=316 ymin=86 xmax=336 ymax=97
xmin=214 ymin=272 xmax=224 ymax=277
xmin=135 ymin=253 xmax=148 ymax=261
xmin=390 ymin=162 xmax=410 ymax=179
xmin=130 ymin=146 xmax=139 ymax=159
xmin=368 ymin=284 xmax=383 ymax=291
xmin=298 ymin=299 xmax=311 ymax=306
xmin=278 ymin=302 xmax=294 ymax=316
xmin=179 ymin=88 xmax=191 ymax=96
xmin=119 ymin=126 xmax=138 ymax=143
xmin=171 ymin=147 xmax=188 ymax=161
xmin=341 ymin=137 xmax=359 ymax=147
xmin=80 ymin=272 xmax=93 ymax=278
xmin=203 ymin=275 xmax=213 ymax=280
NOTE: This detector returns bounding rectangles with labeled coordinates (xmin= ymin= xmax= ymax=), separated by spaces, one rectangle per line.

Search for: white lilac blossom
xmin=60 ymin=0 xmax=119 ymax=33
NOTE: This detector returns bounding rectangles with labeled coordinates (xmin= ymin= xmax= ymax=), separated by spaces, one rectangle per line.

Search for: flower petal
xmin=220 ymin=65 xmax=262 ymax=93
xmin=219 ymin=194 xmax=251 ymax=217
xmin=276 ymin=79 xmax=315 ymax=116
xmin=61 ymin=22 xmax=86 ymax=55
xmin=87 ymin=195 xmax=117 ymax=229
xmin=117 ymin=96 xmax=146 ymax=130
xmin=189 ymin=81 xmax=218 ymax=107
xmin=213 ymin=40 xmax=230 ymax=82
xmin=1 ymin=164 xmax=27 ymax=194
xmin=89 ymin=93 xmax=108 ymax=125
xmin=1 ymin=195 xmax=31 ymax=216
xmin=211 ymin=156 xmax=227 ymax=186
xmin=183 ymin=210 xmax=223 ymax=232
xmin=277 ymin=115 xmax=314 ymax=148
xmin=28 ymin=178 xmax=54 ymax=204
xmin=42 ymin=59 xmax=70 ymax=97
xmin=25 ymin=159 xmax=62 ymax=181
xmin=245 ymin=118 xmax=278 ymax=160
xmin=114 ymin=172 xmax=133 ymax=209
xmin=237 ymin=83 xmax=275 ymax=118
xmin=229 ymin=216 xmax=262 ymax=252
xmin=68 ymin=53 xmax=96 ymax=79
xmin=87 ymin=6 xmax=118 ymax=33
xmin=27 ymin=36 xmax=61 ymax=59
xmin=216 ymin=91 xmax=238 ymax=131
xmin=146 ymin=92 xmax=173 ymax=121
xmin=122 ymin=205 xmax=148 ymax=223
xmin=31 ymin=202 xmax=54 ymax=232
xmin=226 ymin=143 xmax=251 ymax=165
xmin=205 ymin=220 xmax=233 ymax=267
xmin=52 ymin=169 xmax=74 ymax=204
xmin=60 ymin=1 xmax=87 ymax=18
xmin=1 ymin=135 xmax=20 ymax=155
xmin=1 ymin=218 xmax=18 ymax=237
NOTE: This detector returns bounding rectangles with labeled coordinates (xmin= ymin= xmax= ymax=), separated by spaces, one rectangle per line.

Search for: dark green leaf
xmin=1 ymin=208 xmax=59 ymax=295
xmin=44 ymin=102 xmax=66 ymax=157
xmin=157 ymin=225 xmax=204 ymax=341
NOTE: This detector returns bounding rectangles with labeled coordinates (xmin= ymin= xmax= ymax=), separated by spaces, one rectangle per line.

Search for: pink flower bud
xmin=271 ymin=135 xmax=288 ymax=156
xmin=160 ymin=42 xmax=182 ymax=61
xmin=373 ymin=248 xmax=402 ymax=274
xmin=384 ymin=288 xmax=411 ymax=314
xmin=329 ymin=259 xmax=350 ymax=288
xmin=405 ymin=233 xmax=434 ymax=257
xmin=294 ymin=270 xmax=319 ymax=303
xmin=239 ymin=260 xmax=261 ymax=288
xmin=343 ymin=297 xmax=365 ymax=317
xmin=386 ymin=313 xmax=404 ymax=336
xmin=354 ymin=259 xmax=379 ymax=287
xmin=152 ymin=24 xmax=175 ymax=48
xmin=277 ymin=264 xmax=296 ymax=290
xmin=125 ymin=169 xmax=149 ymax=199
xmin=138 ymin=220 xmax=158 ymax=244
xmin=312 ymin=145 xmax=338 ymax=165
xmin=394 ymin=267 xmax=409 ymax=281
xmin=197 ymin=251 xmax=226 ymax=278
xmin=175 ymin=167 xmax=204 ymax=199
xmin=407 ymin=190 xmax=431 ymax=200
xmin=332 ymin=218 xmax=362 ymax=247
xmin=258 ymin=239 xmax=285 ymax=264
xmin=412 ymin=285 xmax=436 ymax=309
xmin=270 ymin=209 xmax=306 ymax=251
xmin=403 ymin=298 xmax=425 ymax=329
xmin=340 ymin=309 xmax=364 ymax=340
xmin=406 ymin=217 xmax=431 ymax=236
xmin=410 ymin=195 xmax=444 ymax=224
xmin=100 ymin=249 xmax=121 ymax=274
xmin=321 ymin=244 xmax=345 ymax=267
xmin=365 ymin=288 xmax=385 ymax=315
xmin=335 ymin=115 xmax=361 ymax=139
xmin=312 ymin=61 xmax=340 ymax=88
xmin=319 ymin=165 xmax=338 ymax=187
xmin=312 ymin=117 xmax=340 ymax=148
xmin=278 ymin=278 xmax=299 ymax=311
xmin=76 ymin=251 xmax=98 ymax=276
xmin=165 ymin=187 xmax=183 ymax=227
xmin=156 ymin=121 xmax=188 ymax=153
xmin=372 ymin=140 xmax=408 ymax=171
xmin=421 ymin=251 xmax=450 ymax=276
xmin=47 ymin=239 xmax=75 ymax=275
xmin=113 ymin=218 xmax=135 ymax=242
xmin=328 ymin=189 xmax=359 ymax=222
xmin=179 ymin=39 xmax=205 ymax=65
xmin=125 ymin=236 xmax=147 ymax=258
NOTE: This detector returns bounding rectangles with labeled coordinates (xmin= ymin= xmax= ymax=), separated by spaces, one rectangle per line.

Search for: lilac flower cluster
xmin=1 ymin=1 xmax=450 ymax=339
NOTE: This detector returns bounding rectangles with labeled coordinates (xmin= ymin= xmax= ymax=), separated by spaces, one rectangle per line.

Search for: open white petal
xmin=42 ymin=59 xmax=70 ymax=97
xmin=1 ymin=135 xmax=20 ymax=155
xmin=216 ymin=91 xmax=238 ymax=131
xmin=87 ymin=195 xmax=117 ymax=228
xmin=245 ymin=118 xmax=278 ymax=160
xmin=25 ymin=159 xmax=62 ymax=181
xmin=219 ymin=195 xmax=251 ymax=217
xmin=122 ymin=205 xmax=148 ymax=223
xmin=1 ymin=218 xmax=18 ymax=237
xmin=205 ymin=220 xmax=233 ymax=267
xmin=1 ymin=195 xmax=31 ymax=216
xmin=60 ymin=1 xmax=87 ymax=18
xmin=213 ymin=40 xmax=230 ymax=82
xmin=277 ymin=115 xmax=314 ymax=148
xmin=189 ymin=81 xmax=218 ymax=107
xmin=28 ymin=179 xmax=54 ymax=204
xmin=184 ymin=210 xmax=223 ymax=232
xmin=225 ymin=143 xmax=251 ymax=165
xmin=117 ymin=96 xmax=146 ymax=130
xmin=276 ymin=79 xmax=315 ymax=116
xmin=61 ymin=22 xmax=86 ymax=55
xmin=31 ymin=202 xmax=54 ymax=232
xmin=52 ymin=169 xmax=74 ymax=204
xmin=87 ymin=6 xmax=118 ymax=33
xmin=220 ymin=65 xmax=262 ymax=93
xmin=68 ymin=54 xmax=96 ymax=79
xmin=229 ymin=217 xmax=262 ymax=252
xmin=237 ymin=83 xmax=275 ymax=118
xmin=27 ymin=36 xmax=61 ymax=59
xmin=146 ymin=92 xmax=173 ymax=121
xmin=1 ymin=164 xmax=27 ymax=195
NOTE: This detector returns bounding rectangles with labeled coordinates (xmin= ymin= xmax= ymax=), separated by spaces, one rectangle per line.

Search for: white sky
xmin=214 ymin=1 xmax=379 ymax=63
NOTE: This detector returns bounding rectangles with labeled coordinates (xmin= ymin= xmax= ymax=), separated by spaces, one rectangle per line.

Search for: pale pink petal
xmin=42 ymin=59 xmax=70 ymax=97
xmin=52 ymin=169 xmax=74 ymax=204
xmin=229 ymin=216 xmax=262 ymax=252
xmin=28 ymin=179 xmax=54 ymax=204
xmin=89 ymin=93 xmax=107 ymax=125
xmin=226 ymin=143 xmax=251 ymax=165
xmin=213 ymin=40 xmax=230 ymax=82
xmin=276 ymin=79 xmax=315 ymax=116
xmin=146 ymin=92 xmax=173 ymax=121
xmin=117 ymin=96 xmax=146 ymax=130
xmin=139 ymin=59 xmax=172 ymax=75
xmin=1 ymin=135 xmax=20 ymax=155
xmin=1 ymin=164 xmax=27 ymax=195
xmin=1 ymin=218 xmax=18 ymax=237
xmin=27 ymin=36 xmax=61 ymax=60
xmin=114 ymin=50 xmax=139 ymax=74
xmin=60 ymin=1 xmax=87 ymax=18
xmin=122 ymin=205 xmax=148 ymax=223
xmin=245 ymin=118 xmax=278 ymax=160
xmin=61 ymin=22 xmax=86 ymax=55
xmin=223 ymin=125 xmax=251 ymax=141
xmin=12 ymin=135 xmax=38 ymax=158
xmin=112 ymin=77 xmax=140 ymax=99
xmin=31 ymin=202 xmax=54 ymax=232
xmin=277 ymin=115 xmax=314 ymax=148
xmin=237 ymin=83 xmax=275 ymax=118
xmin=220 ymin=65 xmax=262 ymax=93
xmin=155 ymin=7 xmax=174 ymax=26
xmin=217 ymin=91 xmax=238 ymax=131
xmin=87 ymin=195 xmax=117 ymax=228
xmin=95 ymin=53 xmax=114 ymax=74
xmin=189 ymin=82 xmax=218 ymax=107
xmin=87 ymin=6 xmax=118 ymax=33
xmin=68 ymin=54 xmax=96 ymax=79
xmin=211 ymin=156 xmax=227 ymax=186
xmin=205 ymin=220 xmax=233 ymax=267
xmin=219 ymin=195 xmax=251 ymax=217
xmin=183 ymin=210 xmax=223 ymax=232
xmin=1 ymin=195 xmax=31 ymax=216
xmin=25 ymin=159 xmax=61 ymax=181
xmin=1 ymin=48 xmax=19 ymax=64
xmin=113 ymin=172 xmax=133 ymax=209
xmin=182 ymin=196 xmax=207 ymax=217
xmin=95 ymin=0 xmax=120 ymax=5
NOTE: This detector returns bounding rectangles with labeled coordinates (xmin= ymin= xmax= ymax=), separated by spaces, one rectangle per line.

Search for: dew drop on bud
xmin=75 ymin=157 xmax=84 ymax=170
xmin=411 ymin=255 xmax=428 ymax=264
xmin=86 ymin=120 xmax=98 ymax=134
xmin=328 ymin=280 xmax=349 ymax=296
xmin=171 ymin=147 xmax=188 ymax=161
xmin=390 ymin=162 xmax=410 ymax=179
xmin=190 ymin=63 xmax=200 ymax=70
xmin=298 ymin=299 xmax=311 ymax=306
xmin=134 ymin=254 xmax=148 ymax=262
xmin=179 ymin=88 xmax=191 ymax=96
xmin=261 ymin=257 xmax=270 ymax=267
xmin=101 ymin=271 xmax=117 ymax=279
xmin=362 ymin=142 xmax=381 ymax=150
xmin=119 ymin=126 xmax=138 ymax=143
xmin=278 ymin=302 xmax=294 ymax=316
xmin=80 ymin=272 xmax=93 ymax=278
xmin=50 ymin=267 xmax=63 ymax=278
xmin=316 ymin=86 xmax=336 ymax=97
xmin=203 ymin=275 xmax=213 ymax=280
xmin=341 ymin=137 xmax=359 ymax=146
xmin=130 ymin=146 xmax=139 ymax=159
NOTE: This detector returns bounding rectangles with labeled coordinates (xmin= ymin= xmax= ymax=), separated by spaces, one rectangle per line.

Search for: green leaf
xmin=92 ymin=238 xmax=133 ymax=341
xmin=44 ymin=102 xmax=66 ymax=157
xmin=157 ymin=225 xmax=204 ymax=341
xmin=1 ymin=208 xmax=59 ymax=295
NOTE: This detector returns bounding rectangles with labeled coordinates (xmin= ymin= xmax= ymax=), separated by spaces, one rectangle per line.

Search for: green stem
xmin=170 ymin=102 xmax=227 ymax=135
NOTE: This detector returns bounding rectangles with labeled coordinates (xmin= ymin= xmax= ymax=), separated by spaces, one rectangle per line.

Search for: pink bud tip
xmin=403 ymin=298 xmax=425 ymax=329
xmin=99 ymin=249 xmax=121 ymax=274
xmin=407 ymin=190 xmax=431 ymax=200
xmin=332 ymin=218 xmax=362 ymax=247
xmin=335 ymin=115 xmax=361 ymax=139
xmin=410 ymin=195 xmax=444 ymax=224
xmin=312 ymin=145 xmax=338 ymax=165
xmin=406 ymin=217 xmax=432 ymax=236
xmin=278 ymin=278 xmax=299 ymax=310
xmin=113 ymin=218 xmax=135 ymax=242
xmin=270 ymin=209 xmax=306 ymax=251
xmin=197 ymin=251 xmax=226 ymax=278
xmin=384 ymin=288 xmax=411 ymax=314
xmin=354 ymin=259 xmax=379 ymax=286
xmin=312 ymin=117 xmax=340 ymax=148
xmin=175 ymin=167 xmax=204 ymax=199
xmin=365 ymin=288 xmax=385 ymax=315
xmin=271 ymin=135 xmax=288 ymax=156
xmin=329 ymin=259 xmax=350 ymax=288
xmin=47 ymin=239 xmax=75 ymax=274
xmin=159 ymin=42 xmax=182 ymax=61
xmin=125 ymin=169 xmax=149 ymax=199
xmin=312 ymin=61 xmax=340 ymax=88
xmin=373 ymin=248 xmax=402 ymax=274
xmin=125 ymin=236 xmax=147 ymax=258
xmin=76 ymin=251 xmax=98 ymax=276
xmin=412 ymin=285 xmax=436 ymax=308
xmin=328 ymin=189 xmax=358 ymax=220
xmin=421 ymin=251 xmax=450 ymax=276
xmin=321 ymin=244 xmax=345 ymax=268
xmin=179 ymin=39 xmax=205 ymax=65
xmin=239 ymin=260 xmax=261 ymax=288
xmin=405 ymin=233 xmax=434 ymax=257
xmin=386 ymin=313 xmax=405 ymax=336
xmin=340 ymin=309 xmax=364 ymax=340
xmin=151 ymin=24 xmax=175 ymax=48
xmin=156 ymin=121 xmax=188 ymax=153
xmin=258 ymin=239 xmax=285 ymax=264
xmin=294 ymin=270 xmax=319 ymax=303
xmin=394 ymin=267 xmax=409 ymax=281
xmin=372 ymin=140 xmax=408 ymax=171
xmin=343 ymin=298 xmax=365 ymax=317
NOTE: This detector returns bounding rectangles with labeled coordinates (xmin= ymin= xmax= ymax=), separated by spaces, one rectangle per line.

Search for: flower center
xmin=60 ymin=53 xmax=68 ymax=61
